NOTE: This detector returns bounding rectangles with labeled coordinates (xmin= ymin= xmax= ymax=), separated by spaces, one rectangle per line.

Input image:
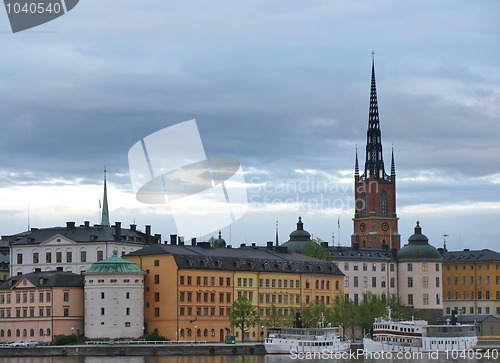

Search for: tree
xmin=229 ymin=296 xmax=259 ymax=342
xmin=262 ymin=304 xmax=294 ymax=328
xmin=303 ymin=240 xmax=332 ymax=261
xmin=331 ymin=295 xmax=358 ymax=339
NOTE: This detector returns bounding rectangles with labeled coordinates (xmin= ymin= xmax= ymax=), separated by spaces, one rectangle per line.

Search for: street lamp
xmin=194 ymin=326 xmax=198 ymax=344
xmin=260 ymin=326 xmax=264 ymax=343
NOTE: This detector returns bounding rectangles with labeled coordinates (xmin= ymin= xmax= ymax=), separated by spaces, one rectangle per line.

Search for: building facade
xmin=84 ymin=250 xmax=146 ymax=339
xmin=0 ymin=270 xmax=84 ymax=343
xmin=9 ymin=221 xmax=158 ymax=276
xmin=441 ymin=249 xmax=500 ymax=318
xmin=397 ymin=222 xmax=443 ymax=323
xmin=351 ymin=57 xmax=400 ymax=250
xmin=125 ymin=240 xmax=345 ymax=342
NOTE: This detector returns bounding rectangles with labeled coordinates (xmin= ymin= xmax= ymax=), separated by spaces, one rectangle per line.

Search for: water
xmin=0 ymin=353 xmax=498 ymax=363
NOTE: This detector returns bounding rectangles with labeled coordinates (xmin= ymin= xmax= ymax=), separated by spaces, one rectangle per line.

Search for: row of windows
xmin=446 ymin=264 xmax=498 ymax=271
xmin=345 ymin=293 xmax=396 ymax=304
xmin=344 ymin=262 xmax=395 ymax=272
xmin=179 ymin=275 xmax=231 ymax=287
xmin=259 ymin=279 xmax=301 ymax=289
xmin=0 ymin=307 xmax=52 ymax=318
xmin=0 ymin=328 xmax=51 ymax=338
xmin=0 ymin=291 xmax=53 ymax=304
xmin=259 ymin=293 xmax=301 ymax=305
xmin=446 ymin=306 xmax=500 ymax=315
xmin=178 ymin=328 xmax=227 ymax=338
xmin=407 ymin=277 xmax=440 ymax=288
xmin=179 ymin=306 xmax=230 ymax=317
xmin=347 ymin=276 xmax=396 ymax=289
xmin=445 ymin=276 xmax=496 ymax=285
xmin=16 ymin=250 xmax=106 ymax=265
xmin=407 ymin=263 xmax=440 ymax=272
xmin=97 ymin=307 xmax=132 ymax=316
xmin=178 ymin=291 xmax=231 ymax=304
xmin=445 ymin=291 xmax=494 ymax=300
xmin=407 ymin=293 xmax=440 ymax=306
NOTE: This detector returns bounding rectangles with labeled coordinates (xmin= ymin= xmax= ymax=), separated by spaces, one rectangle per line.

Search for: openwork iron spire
xmin=362 ymin=53 xmax=389 ymax=181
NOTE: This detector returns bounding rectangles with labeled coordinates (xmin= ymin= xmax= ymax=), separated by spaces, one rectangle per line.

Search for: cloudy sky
xmin=0 ymin=1 xmax=499 ymax=251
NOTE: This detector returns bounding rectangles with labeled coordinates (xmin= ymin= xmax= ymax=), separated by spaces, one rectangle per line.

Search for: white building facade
xmin=9 ymin=222 xmax=157 ymax=276
xmin=84 ymin=250 xmax=146 ymax=339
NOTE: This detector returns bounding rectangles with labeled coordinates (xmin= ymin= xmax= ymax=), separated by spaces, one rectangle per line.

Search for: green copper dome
xmin=283 ymin=217 xmax=312 ymax=254
xmin=397 ymin=222 xmax=441 ymax=261
xmin=85 ymin=250 xmax=145 ymax=274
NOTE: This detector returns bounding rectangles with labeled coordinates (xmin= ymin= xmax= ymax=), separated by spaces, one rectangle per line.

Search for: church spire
xmin=355 ymin=146 xmax=359 ymax=176
xmin=101 ymin=166 xmax=110 ymax=226
xmin=363 ymin=52 xmax=388 ymax=181
xmin=391 ymin=146 xmax=396 ymax=176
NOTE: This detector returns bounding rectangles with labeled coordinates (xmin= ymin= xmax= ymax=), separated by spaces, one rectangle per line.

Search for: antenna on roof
xmin=27 ymin=203 xmax=30 ymax=231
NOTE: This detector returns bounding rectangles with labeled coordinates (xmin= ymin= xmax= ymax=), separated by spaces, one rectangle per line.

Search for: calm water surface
xmin=0 ymin=354 xmax=497 ymax=363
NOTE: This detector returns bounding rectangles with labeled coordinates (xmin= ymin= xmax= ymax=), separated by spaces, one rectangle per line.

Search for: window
xmin=196 ymin=276 xmax=201 ymax=285
xmin=187 ymin=276 xmax=192 ymax=285
xmin=381 ymin=277 xmax=386 ymax=288
xmin=435 ymin=263 xmax=440 ymax=272
xmin=361 ymin=192 xmax=367 ymax=217
xmin=46 ymin=252 xmax=52 ymax=263
xmin=179 ymin=292 xmax=184 ymax=302
xmin=422 ymin=263 xmax=428 ymax=271
xmin=423 ymin=294 xmax=429 ymax=305
xmin=33 ymin=252 xmax=39 ymax=264
xmin=353 ymin=276 xmax=358 ymax=288
xmin=126 ymin=292 xmax=130 ymax=299
xmin=97 ymin=250 xmax=104 ymax=261
xmin=363 ymin=276 xmax=368 ymax=288
xmin=56 ymin=252 xmax=62 ymax=263
xmin=390 ymin=277 xmax=395 ymax=288
xmin=372 ymin=277 xmax=377 ymax=288
xmin=486 ymin=291 xmax=490 ymax=300
xmin=66 ymin=251 xmax=72 ymax=263
xmin=126 ymin=308 xmax=130 ymax=315
xmin=422 ymin=276 xmax=428 ymax=288
xmin=408 ymin=277 xmax=413 ymax=288
xmin=154 ymin=292 xmax=160 ymax=302
xmin=436 ymin=277 xmax=440 ymax=288
xmin=80 ymin=250 xmax=86 ymax=262
xmin=101 ymin=292 xmax=105 ymax=299
xmin=154 ymin=308 xmax=160 ymax=317
xmin=363 ymin=263 xmax=368 ymax=272
xmin=344 ymin=262 xmax=349 ymax=271
xmin=408 ymin=294 xmax=413 ymax=305
xmin=354 ymin=263 xmax=358 ymax=271
xmin=180 ymin=276 xmax=184 ymax=285
xmin=63 ymin=308 xmax=69 ymax=317
xmin=63 ymin=292 xmax=69 ymax=302
xmin=101 ymin=308 xmax=105 ymax=315
xmin=380 ymin=191 xmax=387 ymax=216
xmin=154 ymin=260 xmax=159 ymax=266
xmin=220 ymin=277 xmax=224 ymax=286
xmin=46 ymin=292 xmax=51 ymax=302
xmin=154 ymin=275 xmax=160 ymax=284
xmin=17 ymin=253 xmax=23 ymax=264
xmin=407 ymin=263 xmax=413 ymax=272
xmin=344 ymin=276 xmax=349 ymax=287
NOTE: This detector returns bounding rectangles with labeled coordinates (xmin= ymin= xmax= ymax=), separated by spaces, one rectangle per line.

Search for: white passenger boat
xmin=363 ymin=307 xmax=478 ymax=353
xmin=264 ymin=325 xmax=350 ymax=354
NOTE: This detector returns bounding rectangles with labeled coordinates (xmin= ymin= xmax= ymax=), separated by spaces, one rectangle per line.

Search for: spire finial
xmin=391 ymin=145 xmax=395 ymax=176
xmin=101 ymin=166 xmax=110 ymax=226
xmin=355 ymin=146 xmax=359 ymax=176
xmin=275 ymin=221 xmax=279 ymax=247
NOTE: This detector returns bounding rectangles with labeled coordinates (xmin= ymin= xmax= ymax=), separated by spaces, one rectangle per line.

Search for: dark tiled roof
xmin=0 ymin=270 xmax=84 ymax=290
xmin=10 ymin=224 xmax=155 ymax=246
xmin=126 ymin=244 xmax=344 ymax=275
xmin=328 ymin=246 xmax=397 ymax=261
xmin=441 ymin=249 xmax=500 ymax=262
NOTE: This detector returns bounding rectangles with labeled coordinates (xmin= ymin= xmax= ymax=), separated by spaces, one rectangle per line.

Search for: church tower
xmin=351 ymin=55 xmax=400 ymax=250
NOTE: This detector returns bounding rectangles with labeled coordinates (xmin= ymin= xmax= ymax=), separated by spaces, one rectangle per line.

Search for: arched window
xmin=180 ymin=329 xmax=185 ymax=337
xmin=40 ymin=329 xmax=44 ymax=337
xmin=46 ymin=328 xmax=51 ymax=336
xmin=335 ymin=281 xmax=340 ymax=290
xmin=380 ymin=191 xmax=387 ymax=216
xmin=187 ymin=329 xmax=192 ymax=337
xmin=361 ymin=192 xmax=368 ymax=217
xmin=0 ymin=329 xmax=4 ymax=337
xmin=23 ymin=329 xmax=27 ymax=337
xmin=204 ymin=329 xmax=208 ymax=337
xmin=30 ymin=328 xmax=34 ymax=337
xmin=16 ymin=329 xmax=20 ymax=337
xmin=7 ymin=329 xmax=11 ymax=337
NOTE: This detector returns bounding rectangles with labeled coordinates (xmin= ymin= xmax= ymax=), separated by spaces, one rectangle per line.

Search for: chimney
xmin=84 ymin=221 xmax=90 ymax=228
xmin=66 ymin=221 xmax=75 ymax=229
xmin=114 ymin=222 xmax=122 ymax=241
xmin=191 ymin=237 xmax=197 ymax=246
xmin=170 ymin=234 xmax=177 ymax=245
xmin=266 ymin=241 xmax=273 ymax=250
xmin=154 ymin=234 xmax=161 ymax=244
xmin=130 ymin=224 xmax=137 ymax=231
xmin=179 ymin=236 xmax=184 ymax=245
xmin=145 ymin=225 xmax=151 ymax=244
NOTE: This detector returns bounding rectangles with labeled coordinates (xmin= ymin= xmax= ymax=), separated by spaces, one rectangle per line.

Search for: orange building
xmin=0 ymin=269 xmax=84 ymax=343
xmin=125 ymin=240 xmax=344 ymax=342
xmin=442 ymin=249 xmax=500 ymax=319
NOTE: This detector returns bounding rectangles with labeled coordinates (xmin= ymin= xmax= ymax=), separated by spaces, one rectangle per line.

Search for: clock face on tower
xmin=381 ymin=222 xmax=389 ymax=231
xmin=360 ymin=223 xmax=366 ymax=232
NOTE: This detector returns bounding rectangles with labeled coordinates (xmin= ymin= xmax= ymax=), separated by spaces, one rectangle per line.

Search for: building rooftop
xmin=329 ymin=246 xmax=397 ymax=261
xmin=441 ymin=249 xmax=500 ymax=262
xmin=86 ymin=250 xmax=145 ymax=274
xmin=126 ymin=243 xmax=344 ymax=276
xmin=397 ymin=222 xmax=441 ymax=261
xmin=0 ymin=269 xmax=84 ymax=290
xmin=10 ymin=221 xmax=157 ymax=246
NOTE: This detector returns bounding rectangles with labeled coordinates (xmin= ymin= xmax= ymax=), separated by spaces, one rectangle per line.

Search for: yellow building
xmin=442 ymin=249 xmax=500 ymax=319
xmin=125 ymin=240 xmax=344 ymax=342
xmin=0 ymin=269 xmax=84 ymax=343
